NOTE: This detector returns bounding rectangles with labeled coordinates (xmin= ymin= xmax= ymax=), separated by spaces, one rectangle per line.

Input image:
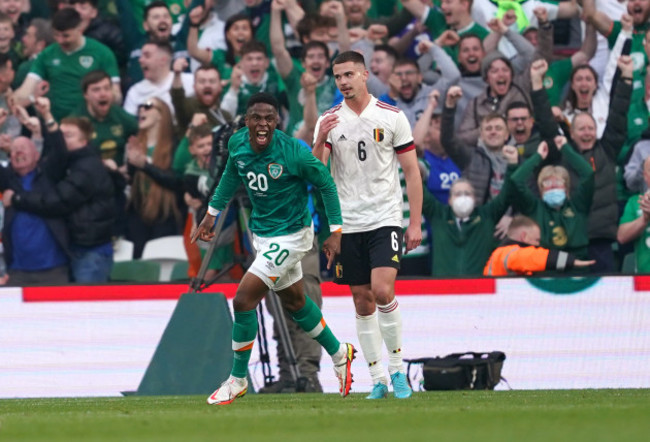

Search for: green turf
xmin=1 ymin=390 xmax=649 ymax=442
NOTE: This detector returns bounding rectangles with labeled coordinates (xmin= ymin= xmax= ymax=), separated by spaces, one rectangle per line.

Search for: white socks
xmin=377 ymin=299 xmax=404 ymax=375
xmin=356 ymin=311 xmax=387 ymax=385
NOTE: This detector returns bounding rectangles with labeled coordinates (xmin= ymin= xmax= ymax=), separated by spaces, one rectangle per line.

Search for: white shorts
xmin=247 ymin=225 xmax=314 ymax=291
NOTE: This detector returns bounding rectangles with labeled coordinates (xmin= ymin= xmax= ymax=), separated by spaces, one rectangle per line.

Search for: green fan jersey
xmin=284 ymin=66 xmax=337 ymax=137
xmin=424 ymin=8 xmax=489 ymax=62
xmin=620 ymin=193 xmax=650 ymax=273
xmin=223 ymin=67 xmax=286 ymax=117
xmin=69 ymin=104 xmax=138 ymax=165
xmin=210 ymin=49 xmax=237 ymax=80
xmin=30 ymin=38 xmax=120 ymax=120
xmin=607 ymin=21 xmax=650 ymax=144
xmin=209 ymin=128 xmax=342 ymax=237
xmin=543 ymin=57 xmax=573 ymax=107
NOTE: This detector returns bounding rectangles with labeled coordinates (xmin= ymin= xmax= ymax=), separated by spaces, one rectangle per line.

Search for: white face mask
xmin=452 ymin=195 xmax=475 ymax=218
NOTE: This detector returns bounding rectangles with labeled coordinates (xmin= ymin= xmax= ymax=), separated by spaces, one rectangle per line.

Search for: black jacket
xmin=13 ymin=131 xmax=117 ymax=247
xmin=85 ymin=17 xmax=126 ymax=66
xmin=533 ymin=79 xmax=631 ymax=240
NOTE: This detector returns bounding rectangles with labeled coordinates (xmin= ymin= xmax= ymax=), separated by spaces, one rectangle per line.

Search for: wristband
xmin=207 ymin=206 xmax=220 ymax=216
xmin=45 ymin=119 xmax=56 ymax=127
xmin=330 ymin=225 xmax=342 ymax=233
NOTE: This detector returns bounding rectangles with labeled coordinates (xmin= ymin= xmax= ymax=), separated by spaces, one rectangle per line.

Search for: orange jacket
xmin=484 ymin=243 xmax=563 ymax=276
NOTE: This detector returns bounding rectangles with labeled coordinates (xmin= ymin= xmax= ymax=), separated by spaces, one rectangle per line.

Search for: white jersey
xmin=314 ymin=96 xmax=415 ymax=233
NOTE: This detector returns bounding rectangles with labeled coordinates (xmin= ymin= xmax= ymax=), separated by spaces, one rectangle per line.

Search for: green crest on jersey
xmin=79 ymin=56 xmax=93 ymax=68
xmin=268 ymin=163 xmax=283 ymax=179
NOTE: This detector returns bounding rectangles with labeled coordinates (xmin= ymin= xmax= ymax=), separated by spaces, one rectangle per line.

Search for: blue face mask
xmin=543 ymin=189 xmax=566 ymax=208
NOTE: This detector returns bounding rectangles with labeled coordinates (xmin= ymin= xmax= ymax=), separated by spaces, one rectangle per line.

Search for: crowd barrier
xmin=1 ymin=276 xmax=649 ymax=398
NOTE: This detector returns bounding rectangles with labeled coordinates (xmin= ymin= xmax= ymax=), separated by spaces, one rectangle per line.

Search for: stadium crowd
xmin=1 ymin=0 xmax=650 ymax=285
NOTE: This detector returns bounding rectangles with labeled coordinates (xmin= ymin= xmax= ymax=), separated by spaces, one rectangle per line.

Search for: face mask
xmin=452 ymin=196 xmax=475 ymax=218
xmin=543 ymin=189 xmax=566 ymax=208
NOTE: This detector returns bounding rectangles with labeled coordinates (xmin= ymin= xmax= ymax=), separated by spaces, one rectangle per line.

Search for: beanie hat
xmin=481 ymin=51 xmax=513 ymax=81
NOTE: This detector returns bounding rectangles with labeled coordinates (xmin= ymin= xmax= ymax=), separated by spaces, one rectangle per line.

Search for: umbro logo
xmin=338 ymin=134 xmax=347 ymax=141
xmin=237 ymin=160 xmax=245 ymax=168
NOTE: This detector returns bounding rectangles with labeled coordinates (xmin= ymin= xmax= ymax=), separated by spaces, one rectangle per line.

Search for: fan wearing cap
xmin=456 ymin=50 xmax=532 ymax=147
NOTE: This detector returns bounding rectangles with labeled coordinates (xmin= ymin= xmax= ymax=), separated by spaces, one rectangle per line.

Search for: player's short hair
xmin=241 ymin=40 xmax=268 ymax=58
xmin=537 ymin=164 xmax=571 ymax=192
xmin=60 ymin=116 xmax=94 ymax=142
xmin=188 ymin=123 xmax=214 ymax=144
xmin=52 ymin=8 xmax=82 ymax=31
xmin=480 ymin=112 xmax=507 ymax=127
xmin=571 ymin=111 xmax=597 ymax=127
xmin=144 ymin=1 xmax=170 ymax=20
xmin=301 ymin=41 xmax=329 ymax=61
xmin=29 ymin=18 xmax=54 ymax=45
xmin=143 ymin=39 xmax=173 ymax=57
xmin=506 ymin=101 xmax=532 ymax=117
xmin=459 ymin=33 xmax=483 ymax=48
xmin=246 ymin=92 xmax=279 ymax=113
xmin=296 ymin=13 xmax=336 ymax=42
xmin=393 ymin=57 xmax=419 ymax=72
xmin=373 ymin=44 xmax=398 ymax=61
xmin=508 ymin=215 xmax=539 ymax=234
xmin=195 ymin=64 xmax=220 ymax=78
xmin=449 ymin=178 xmax=475 ymax=197
xmin=81 ymin=70 xmax=111 ymax=93
xmin=333 ymin=50 xmax=366 ymax=68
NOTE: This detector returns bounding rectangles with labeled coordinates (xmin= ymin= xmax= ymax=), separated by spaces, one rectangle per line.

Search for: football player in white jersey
xmin=313 ymin=51 xmax=423 ymax=399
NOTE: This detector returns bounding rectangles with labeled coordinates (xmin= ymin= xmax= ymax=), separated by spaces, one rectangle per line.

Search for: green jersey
xmin=607 ymin=21 xmax=650 ymax=144
xmin=69 ymin=104 xmax=138 ymax=165
xmin=209 ymin=128 xmax=342 ymax=237
xmin=620 ymin=194 xmax=650 ymax=272
xmin=223 ymin=68 xmax=286 ymax=117
xmin=424 ymin=8 xmax=488 ymax=62
xmin=210 ymin=49 xmax=237 ymax=80
xmin=30 ymin=38 xmax=120 ymax=120
xmin=543 ymin=57 xmax=572 ymax=107
xmin=510 ymin=146 xmax=594 ymax=259
xmin=284 ymin=66 xmax=337 ymax=137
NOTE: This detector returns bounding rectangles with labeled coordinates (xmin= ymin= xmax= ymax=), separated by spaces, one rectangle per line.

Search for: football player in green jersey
xmin=192 ymin=93 xmax=355 ymax=405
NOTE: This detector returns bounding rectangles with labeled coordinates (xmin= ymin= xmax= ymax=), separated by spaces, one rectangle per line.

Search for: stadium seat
xmin=111 ymin=260 xmax=161 ymax=282
xmin=170 ymin=261 xmax=190 ymax=281
xmin=141 ymin=235 xmax=188 ymax=282
xmin=622 ymin=253 xmax=636 ymax=274
xmin=113 ymin=238 xmax=134 ymax=262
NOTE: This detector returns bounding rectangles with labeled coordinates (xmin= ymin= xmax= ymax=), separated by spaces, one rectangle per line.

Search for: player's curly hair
xmin=246 ymin=92 xmax=279 ymax=112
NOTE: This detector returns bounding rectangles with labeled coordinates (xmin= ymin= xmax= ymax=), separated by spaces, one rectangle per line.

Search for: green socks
xmin=231 ymin=309 xmax=258 ymax=378
xmin=291 ymin=295 xmax=341 ymax=356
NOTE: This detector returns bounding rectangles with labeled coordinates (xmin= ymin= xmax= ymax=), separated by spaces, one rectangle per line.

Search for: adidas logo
xmin=338 ymin=134 xmax=347 ymax=141
xmin=392 ymin=254 xmax=399 ymax=263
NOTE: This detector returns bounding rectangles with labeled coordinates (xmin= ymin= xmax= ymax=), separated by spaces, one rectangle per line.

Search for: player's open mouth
xmin=467 ymin=57 xmax=478 ymax=64
xmin=256 ymin=131 xmax=269 ymax=144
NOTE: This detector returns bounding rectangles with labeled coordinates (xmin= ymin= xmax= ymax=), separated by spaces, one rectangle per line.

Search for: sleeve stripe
xmin=325 ymin=141 xmax=332 ymax=150
xmin=395 ymin=141 xmax=415 ymax=154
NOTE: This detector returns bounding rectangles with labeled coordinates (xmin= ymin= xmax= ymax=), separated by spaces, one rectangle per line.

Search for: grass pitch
xmin=1 ymin=389 xmax=648 ymax=442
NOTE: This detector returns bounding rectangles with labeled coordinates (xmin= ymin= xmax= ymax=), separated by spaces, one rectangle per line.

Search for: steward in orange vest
xmin=484 ymin=215 xmax=595 ymax=276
